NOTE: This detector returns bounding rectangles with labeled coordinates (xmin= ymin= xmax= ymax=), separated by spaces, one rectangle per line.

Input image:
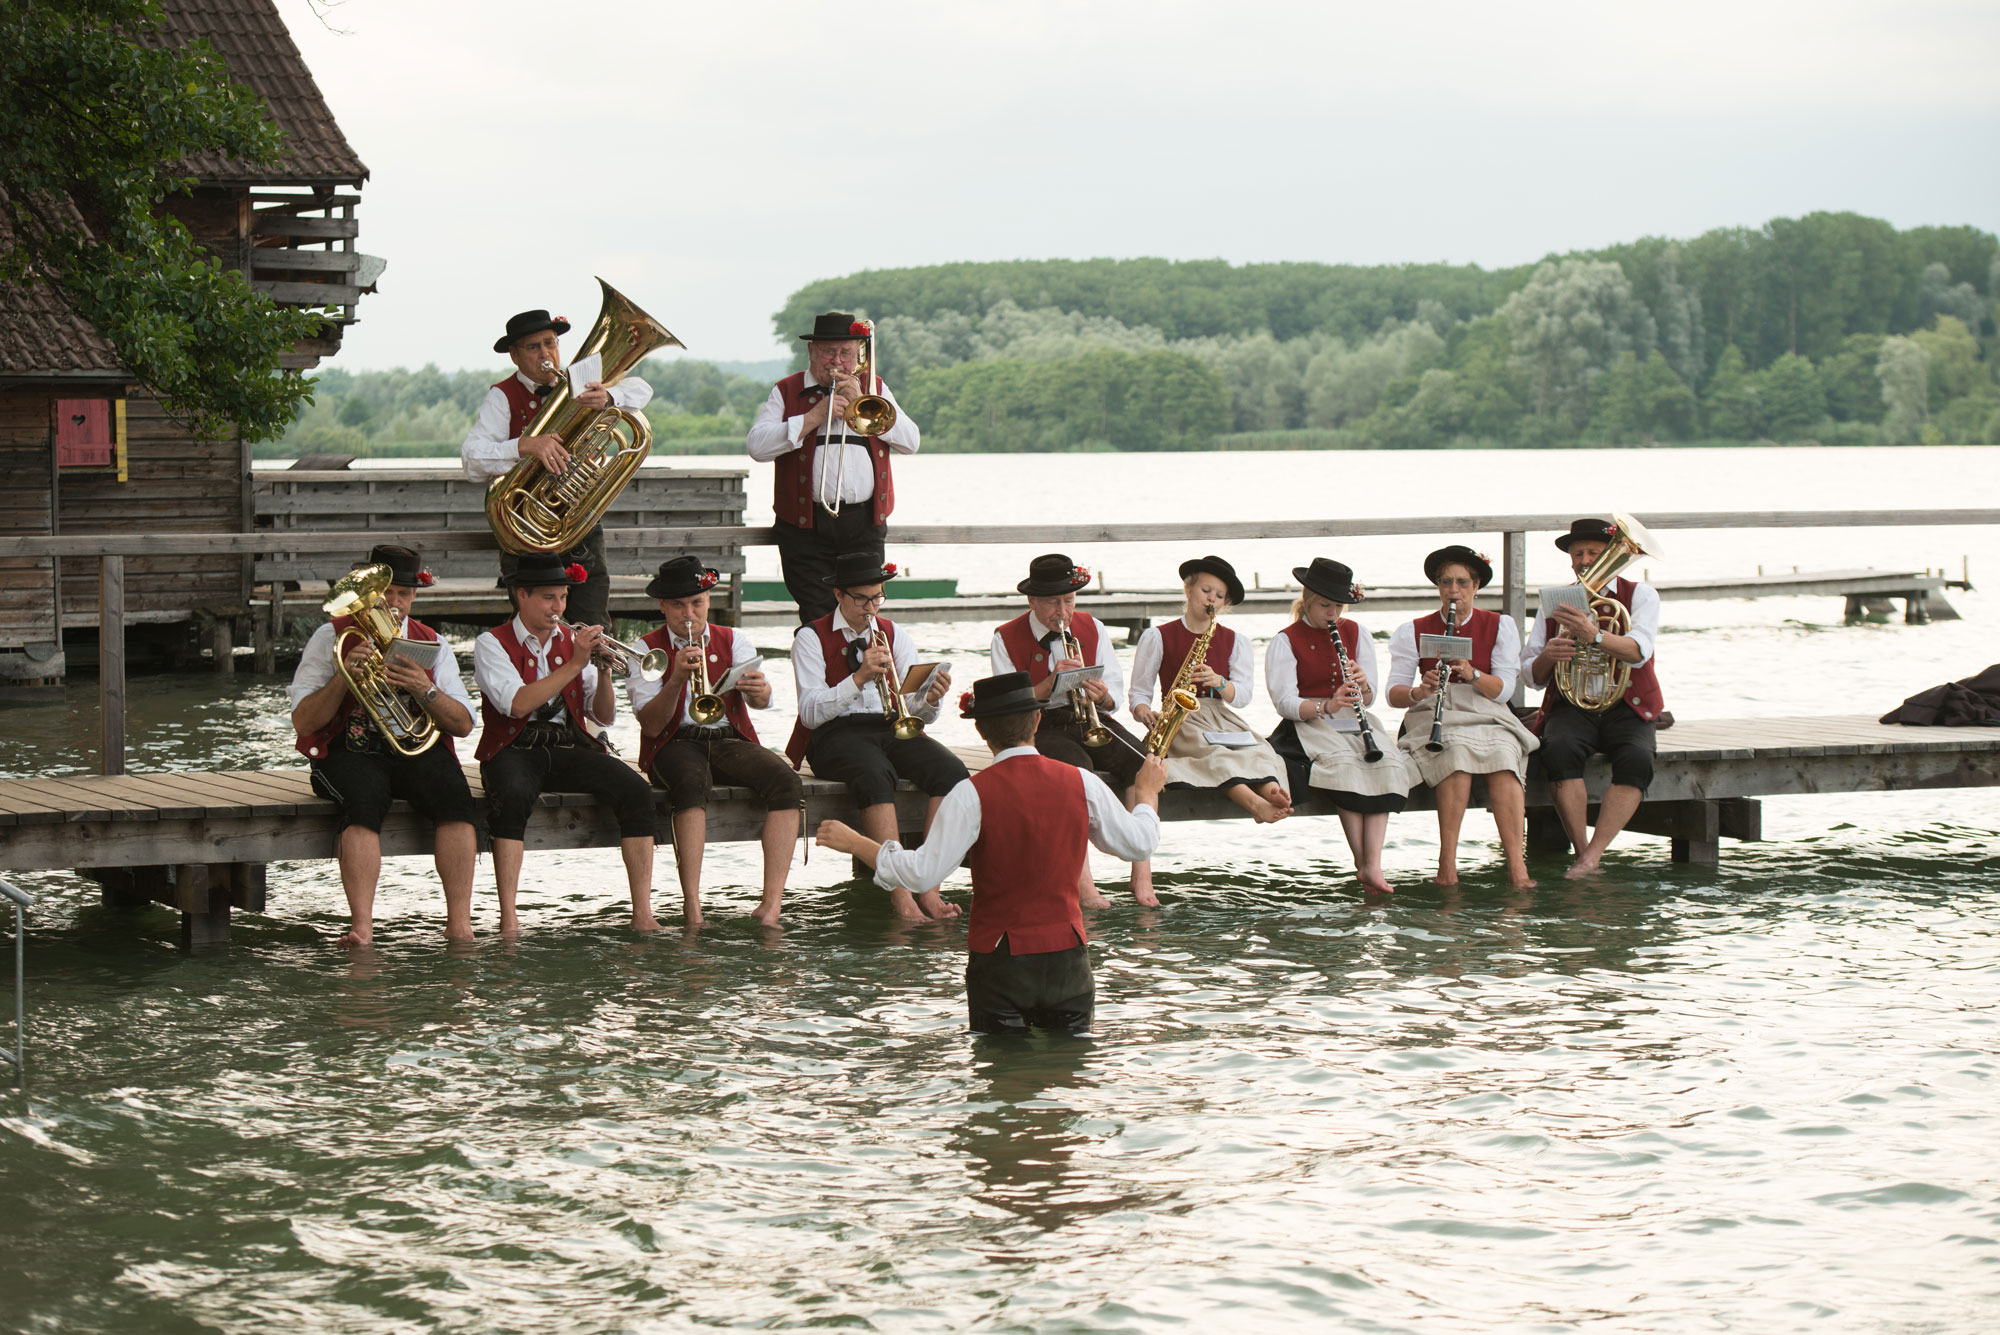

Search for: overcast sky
xmin=275 ymin=0 xmax=2000 ymax=373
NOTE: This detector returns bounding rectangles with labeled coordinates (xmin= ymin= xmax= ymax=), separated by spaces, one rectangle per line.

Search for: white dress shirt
xmin=628 ymin=623 xmax=760 ymax=729
xmin=872 ymin=747 xmax=1162 ymax=894
xmin=1128 ymin=618 xmax=1255 ymax=711
xmin=989 ymin=611 xmax=1127 ymax=713
xmin=744 ymin=370 xmax=921 ymax=506
xmin=792 ymin=615 xmax=943 ymax=728
xmin=472 ymin=616 xmax=605 ymax=724
xmin=1520 ymin=580 xmax=1660 ymax=686
xmin=1387 ymin=612 xmax=1521 ymax=700
xmin=1264 ymin=618 xmax=1379 ymax=731
xmin=460 ymin=371 xmax=656 ymax=484
xmin=287 ymin=621 xmax=474 ymax=713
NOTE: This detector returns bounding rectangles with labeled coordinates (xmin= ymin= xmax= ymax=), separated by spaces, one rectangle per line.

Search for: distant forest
xmin=272 ymin=212 xmax=1999 ymax=456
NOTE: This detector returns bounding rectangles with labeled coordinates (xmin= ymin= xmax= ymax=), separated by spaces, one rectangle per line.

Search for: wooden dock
xmin=3 ymin=716 xmax=1995 ymax=946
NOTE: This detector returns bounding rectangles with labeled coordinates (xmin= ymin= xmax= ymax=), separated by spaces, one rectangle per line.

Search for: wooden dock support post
xmin=1502 ymin=529 xmax=1528 ymax=708
xmin=209 ymin=616 xmax=235 ymax=675
xmin=99 ymin=555 xmax=125 ymax=777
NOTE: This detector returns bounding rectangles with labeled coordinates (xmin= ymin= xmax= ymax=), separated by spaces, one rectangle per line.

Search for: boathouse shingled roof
xmin=148 ymin=0 xmax=370 ymax=185
xmin=0 ymin=193 xmax=125 ymax=381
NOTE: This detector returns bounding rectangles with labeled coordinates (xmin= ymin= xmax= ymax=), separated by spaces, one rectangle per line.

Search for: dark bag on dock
xmin=1880 ymin=664 xmax=2000 ymax=727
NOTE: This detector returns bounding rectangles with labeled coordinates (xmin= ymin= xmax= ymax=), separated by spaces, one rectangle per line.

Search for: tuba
xmin=324 ymin=565 xmax=440 ymax=757
xmin=485 ymin=278 xmax=684 ymax=554
xmin=1554 ymin=511 xmax=1664 ymax=712
xmin=1143 ymin=609 xmax=1217 ymax=755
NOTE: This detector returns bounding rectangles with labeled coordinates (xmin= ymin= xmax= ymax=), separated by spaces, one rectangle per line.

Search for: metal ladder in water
xmin=0 ymin=878 xmax=28 ymax=1082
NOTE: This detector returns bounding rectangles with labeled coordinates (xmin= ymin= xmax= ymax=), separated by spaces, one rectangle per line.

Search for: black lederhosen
xmin=805 ymin=715 xmax=968 ymax=807
xmin=309 ymin=741 xmax=478 ymax=835
xmin=965 ymin=939 xmax=1094 ymax=1035
xmin=498 ymin=523 xmax=609 ymax=628
xmin=1538 ymin=697 xmax=1656 ymax=792
xmin=648 ymin=731 xmax=802 ymax=814
xmin=1036 ymin=706 xmax=1146 ymax=788
xmin=774 ymin=503 xmax=885 ymax=624
xmin=479 ymin=727 xmax=656 ymax=842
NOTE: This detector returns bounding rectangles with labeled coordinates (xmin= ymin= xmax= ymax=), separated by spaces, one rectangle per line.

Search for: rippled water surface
xmin=4 ymin=447 xmax=1999 ymax=1331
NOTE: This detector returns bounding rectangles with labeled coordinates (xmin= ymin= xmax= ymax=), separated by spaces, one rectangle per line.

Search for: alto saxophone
xmin=1143 ymin=609 xmax=1217 ymax=756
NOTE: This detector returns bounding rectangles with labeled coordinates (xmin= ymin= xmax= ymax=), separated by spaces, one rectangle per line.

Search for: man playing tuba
xmin=1522 ymin=517 xmax=1666 ymax=879
xmin=289 ymin=545 xmax=478 ymax=947
xmin=461 ymin=307 xmax=655 ymax=629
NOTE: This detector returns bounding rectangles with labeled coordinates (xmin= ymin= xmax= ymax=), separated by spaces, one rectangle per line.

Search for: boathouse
xmin=0 ymin=0 xmax=378 ymax=692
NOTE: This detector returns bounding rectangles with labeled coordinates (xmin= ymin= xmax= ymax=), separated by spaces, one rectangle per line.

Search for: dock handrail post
xmin=1502 ymin=529 xmax=1528 ymax=708
xmin=100 ymin=554 xmax=126 ymax=777
xmin=0 ymin=878 xmax=28 ymax=1081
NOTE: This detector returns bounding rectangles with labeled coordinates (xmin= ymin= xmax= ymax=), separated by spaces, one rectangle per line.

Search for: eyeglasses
xmin=841 ymin=591 xmax=886 ymax=608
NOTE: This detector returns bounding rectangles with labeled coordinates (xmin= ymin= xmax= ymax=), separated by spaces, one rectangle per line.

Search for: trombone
xmin=684 ymin=618 xmax=726 ymax=726
xmin=867 ymin=616 xmax=925 ymax=740
xmin=560 ymin=619 xmax=670 ymax=682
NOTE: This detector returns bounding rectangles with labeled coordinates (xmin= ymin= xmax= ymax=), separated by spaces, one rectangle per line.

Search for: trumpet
xmin=685 ymin=618 xmax=726 ymax=726
xmin=1059 ymin=617 xmax=1113 ymax=748
xmin=868 ymin=616 xmax=924 ymax=740
xmin=560 ymin=619 xmax=669 ymax=682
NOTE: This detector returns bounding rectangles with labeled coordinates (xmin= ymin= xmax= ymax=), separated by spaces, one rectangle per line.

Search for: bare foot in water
xmin=1433 ymin=868 xmax=1459 ymax=887
xmin=1130 ymin=883 xmax=1160 ymax=907
xmin=1080 ymin=890 xmax=1111 ymax=909
xmin=498 ymin=914 xmax=520 ymax=938
xmin=631 ymin=912 xmax=662 ymax=933
xmin=750 ymin=902 xmax=783 ymax=928
xmin=337 ymin=927 xmax=373 ymax=948
xmin=1563 ymin=854 xmax=1602 ymax=879
xmin=1508 ymin=866 xmax=1539 ymax=890
xmin=1357 ymin=870 xmax=1395 ymax=895
xmin=887 ymin=888 xmax=928 ymax=921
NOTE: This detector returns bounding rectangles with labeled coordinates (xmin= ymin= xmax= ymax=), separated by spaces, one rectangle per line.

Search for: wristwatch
xmin=422 ymin=685 xmax=438 ymax=704
xmin=1592 ymin=627 xmax=1605 ymax=646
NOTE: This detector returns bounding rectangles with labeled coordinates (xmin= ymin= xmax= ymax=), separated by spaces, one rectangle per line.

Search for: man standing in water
xmin=817 ymin=672 xmax=1166 ymax=1035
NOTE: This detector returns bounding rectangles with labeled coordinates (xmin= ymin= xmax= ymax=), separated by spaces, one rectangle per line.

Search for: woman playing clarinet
xmin=1387 ymin=545 xmax=1540 ymax=889
xmin=1266 ymin=558 xmax=1419 ymax=892
xmin=1130 ymin=555 xmax=1292 ymax=824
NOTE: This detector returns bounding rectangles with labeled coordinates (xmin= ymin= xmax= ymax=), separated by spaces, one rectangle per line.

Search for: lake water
xmin=4 ymin=446 xmax=1998 ymax=1332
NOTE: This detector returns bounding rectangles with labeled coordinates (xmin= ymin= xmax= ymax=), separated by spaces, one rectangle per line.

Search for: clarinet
xmin=1425 ymin=602 xmax=1457 ymax=754
xmin=1327 ymin=620 xmax=1383 ymax=762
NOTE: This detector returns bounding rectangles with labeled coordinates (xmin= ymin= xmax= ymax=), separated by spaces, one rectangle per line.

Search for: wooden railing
xmin=4 ymin=507 xmax=1996 ymax=777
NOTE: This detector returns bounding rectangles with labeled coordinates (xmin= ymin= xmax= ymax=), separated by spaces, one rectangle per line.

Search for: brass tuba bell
xmin=323 ymin=564 xmax=440 ymax=757
xmin=1554 ymin=510 xmax=1663 ymax=713
xmin=484 ymin=278 xmax=683 ymax=555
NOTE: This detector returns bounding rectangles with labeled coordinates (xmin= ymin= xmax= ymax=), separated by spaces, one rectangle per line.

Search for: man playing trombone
xmin=631 ymin=556 xmax=801 ymax=927
xmin=787 ymin=552 xmax=964 ymax=920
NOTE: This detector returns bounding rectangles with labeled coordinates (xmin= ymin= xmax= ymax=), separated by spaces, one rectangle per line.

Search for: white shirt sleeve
xmin=1387 ymin=621 xmax=1420 ymax=693
xmin=1265 ymin=628 xmax=1304 ymax=721
xmin=460 ymin=385 xmax=518 ymax=484
xmin=744 ymin=383 xmax=800 ymax=463
xmin=610 ymin=375 xmax=652 ymax=412
xmin=1091 ymin=619 xmax=1127 ymax=714
xmin=472 ymin=630 xmax=524 ymax=716
xmin=627 ymin=647 xmax=664 ymax=720
xmin=1522 ymin=611 xmax=1552 ymax=686
xmin=875 ymin=383 xmax=920 ymax=455
xmin=873 ymin=778 xmax=979 ymax=892
xmin=794 ymin=623 xmax=861 ymax=727
xmin=1627 ymin=582 xmax=1660 ymax=665
xmin=430 ymin=637 xmax=474 ymax=712
xmin=286 ymin=622 xmax=340 ymax=710
xmin=1227 ymin=629 xmax=1255 ymax=708
xmin=989 ymin=628 xmax=1016 ymax=677
xmin=1489 ymin=615 xmax=1521 ymax=701
xmin=1350 ymin=618 xmax=1380 ymax=708
xmin=1128 ymin=625 xmax=1163 ymax=710
xmin=1081 ymin=769 xmax=1162 ymax=860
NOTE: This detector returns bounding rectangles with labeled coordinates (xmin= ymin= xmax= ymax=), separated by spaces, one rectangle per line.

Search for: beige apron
xmin=1296 ymin=712 xmax=1420 ymax=797
xmin=1396 ymin=682 xmax=1539 ymax=787
xmin=1163 ymin=698 xmax=1286 ymax=790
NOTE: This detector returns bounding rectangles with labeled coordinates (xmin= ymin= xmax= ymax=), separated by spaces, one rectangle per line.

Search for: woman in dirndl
xmin=1387 ymin=545 xmax=1540 ymax=889
xmin=1129 ymin=555 xmax=1292 ymax=823
xmin=1266 ymin=557 xmax=1419 ymax=893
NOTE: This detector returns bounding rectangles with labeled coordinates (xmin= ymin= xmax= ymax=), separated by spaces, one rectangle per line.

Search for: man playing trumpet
xmin=632 ymin=556 xmax=801 ymax=927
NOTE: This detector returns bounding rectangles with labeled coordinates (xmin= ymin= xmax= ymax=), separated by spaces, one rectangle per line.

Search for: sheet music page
xmin=712 ymin=655 xmax=764 ymax=695
xmin=566 ymin=353 xmax=603 ymax=395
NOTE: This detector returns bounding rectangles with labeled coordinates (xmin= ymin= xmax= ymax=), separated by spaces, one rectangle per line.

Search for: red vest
xmin=474 ymin=620 xmax=596 ymax=762
xmin=297 ymin=618 xmax=449 ymax=760
xmin=1278 ymin=618 xmax=1360 ymax=699
xmin=772 ymin=371 xmax=896 ymax=529
xmin=635 ymin=622 xmax=760 ymax=771
xmin=966 ymin=753 xmax=1090 ymax=955
xmin=1414 ymin=606 xmax=1500 ymax=677
xmin=996 ymin=612 xmax=1101 ymax=686
xmin=494 ymin=375 xmax=544 ymax=439
xmin=1534 ymin=577 xmax=1666 ymax=723
xmin=1156 ymin=618 xmax=1235 ymax=699
xmin=784 ymin=611 xmax=903 ymax=768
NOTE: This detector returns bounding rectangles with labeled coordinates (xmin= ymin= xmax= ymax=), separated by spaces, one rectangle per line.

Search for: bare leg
xmin=1123 ymin=783 xmax=1158 ymax=906
xmin=1226 ymin=781 xmax=1290 ymax=824
xmin=621 ymin=835 xmax=658 ymax=932
xmin=433 ymin=820 xmax=476 ymax=941
xmin=671 ymin=807 xmax=705 ymax=925
xmin=918 ymin=795 xmax=960 ymax=919
xmin=1338 ymin=809 xmax=1395 ymax=894
xmin=1569 ymin=784 xmax=1643 ymax=877
xmin=1549 ymin=777 xmax=1589 ymax=857
xmin=1433 ymin=771 xmax=1471 ymax=886
xmin=1489 ymin=772 xmax=1537 ymax=889
xmin=860 ymin=804 xmax=925 ymax=920
xmin=335 ymin=825 xmax=381 ymax=947
xmin=491 ymin=837 xmax=524 ymax=935
xmin=1077 ymin=860 xmax=1110 ymax=910
xmin=754 ymin=806 xmax=798 ymax=927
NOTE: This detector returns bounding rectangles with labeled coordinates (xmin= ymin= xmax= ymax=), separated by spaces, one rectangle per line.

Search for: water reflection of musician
xmin=1129 ymin=555 xmax=1292 ymax=824
xmin=1523 ymin=518 xmax=1665 ymax=878
xmin=471 ymin=557 xmax=659 ymax=934
xmin=289 ymin=545 xmax=476 ymax=947
xmin=991 ymin=553 xmax=1156 ymax=907
xmin=460 ymin=307 xmax=654 ymax=629
xmin=745 ymin=312 xmax=921 ymax=623
xmin=630 ymin=556 xmax=801 ymax=928
xmin=816 ymin=672 xmax=1165 ymax=1035
xmin=1266 ymin=558 xmax=1418 ymax=894
xmin=786 ymin=552 xmax=963 ymax=920
xmin=1387 ymin=545 xmax=1539 ymax=889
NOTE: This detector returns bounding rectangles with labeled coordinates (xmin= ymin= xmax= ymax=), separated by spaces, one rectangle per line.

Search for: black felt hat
xmin=1292 ymin=557 xmax=1362 ymax=605
xmin=1018 ymin=553 xmax=1092 ymax=597
xmin=504 ymin=555 xmax=586 ymax=589
xmin=1423 ymin=544 xmax=1493 ymax=589
xmin=799 ymin=311 xmax=872 ymax=342
xmin=1554 ymin=517 xmax=1618 ymax=552
xmin=821 ymin=551 xmax=900 ymax=589
xmin=494 ymin=308 xmax=571 ymax=354
xmin=646 ymin=556 xmax=720 ymax=600
xmin=1177 ymin=554 xmax=1245 ymax=606
xmin=363 ymin=544 xmax=430 ymax=589
xmin=960 ymin=671 xmax=1042 ymax=719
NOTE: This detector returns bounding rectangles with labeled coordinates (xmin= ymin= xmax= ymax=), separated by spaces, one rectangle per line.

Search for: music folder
xmin=1043 ymin=665 xmax=1104 ymax=708
xmin=1419 ymin=634 xmax=1475 ymax=661
xmin=387 ymin=637 xmax=441 ymax=670
xmin=1539 ymin=584 xmax=1592 ymax=616
xmin=899 ymin=662 xmax=942 ymax=702
xmin=712 ymin=655 xmax=763 ymax=695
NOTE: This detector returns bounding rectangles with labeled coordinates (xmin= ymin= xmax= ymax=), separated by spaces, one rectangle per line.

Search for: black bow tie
xmin=845 ymin=638 xmax=866 ymax=671
xmin=1038 ymin=629 xmax=1061 ymax=650
xmin=533 ymin=383 xmax=555 ymax=397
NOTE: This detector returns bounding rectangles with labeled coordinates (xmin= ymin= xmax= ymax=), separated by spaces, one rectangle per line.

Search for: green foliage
xmin=1751 ymin=353 xmax=1825 ymax=440
xmin=900 ymin=349 xmax=1228 ymax=452
xmin=1816 ymin=335 xmax=1886 ymax=423
xmin=1876 ymin=336 xmax=1929 ymax=446
xmin=1502 ymin=259 xmax=1656 ymax=431
xmin=1910 ymin=316 xmax=1988 ymax=408
xmin=1587 ymin=351 xmax=1698 ymax=443
xmin=0 ymin=0 xmax=321 ymax=440
xmin=1702 ymin=346 xmax=1758 ymax=439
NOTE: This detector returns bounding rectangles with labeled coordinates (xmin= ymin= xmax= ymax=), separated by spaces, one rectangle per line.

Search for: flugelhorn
xmin=560 ymin=619 xmax=669 ymax=682
xmin=1554 ymin=511 xmax=1663 ymax=713
xmin=323 ymin=564 xmax=439 ymax=757
xmin=868 ymin=616 xmax=924 ymax=740
xmin=685 ymin=618 xmax=726 ymax=726
xmin=1060 ymin=617 xmax=1113 ymax=749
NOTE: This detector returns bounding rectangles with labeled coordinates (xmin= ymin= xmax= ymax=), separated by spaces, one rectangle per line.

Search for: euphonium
xmin=1143 ymin=608 xmax=1217 ymax=755
xmin=485 ymin=278 xmax=684 ymax=554
xmin=841 ymin=320 xmax=897 ymax=437
xmin=1554 ymin=511 xmax=1663 ymax=713
xmin=868 ymin=616 xmax=924 ymax=740
xmin=686 ymin=618 xmax=726 ymax=726
xmin=323 ymin=564 xmax=440 ymax=758
xmin=1060 ymin=618 xmax=1113 ymax=748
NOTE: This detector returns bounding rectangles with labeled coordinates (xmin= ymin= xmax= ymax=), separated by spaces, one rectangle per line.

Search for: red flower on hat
xmin=959 ymin=691 xmax=974 ymax=714
xmin=1351 ymin=582 xmax=1366 ymax=601
xmin=416 ymin=570 xmax=435 ymax=587
xmin=1604 ymin=523 xmax=1619 ymax=537
xmin=1073 ymin=565 xmax=1090 ymax=583
xmin=881 ymin=562 xmax=898 ymax=577
xmin=697 ymin=568 xmax=719 ymax=590
xmin=554 ymin=315 xmax=568 ymax=325
xmin=565 ymin=563 xmax=587 ymax=583
xmin=849 ymin=320 xmax=870 ymax=337
xmin=1477 ymin=552 xmax=1490 ymax=564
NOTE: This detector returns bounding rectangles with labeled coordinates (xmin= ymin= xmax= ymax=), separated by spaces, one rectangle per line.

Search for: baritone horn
xmin=1554 ymin=511 xmax=1664 ymax=713
xmin=485 ymin=278 xmax=684 ymax=554
xmin=323 ymin=564 xmax=439 ymax=757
